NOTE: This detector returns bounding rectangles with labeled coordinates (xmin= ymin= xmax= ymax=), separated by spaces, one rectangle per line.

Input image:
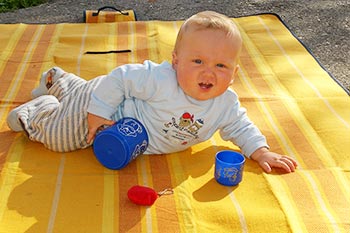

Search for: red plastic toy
xmin=127 ymin=185 xmax=173 ymax=206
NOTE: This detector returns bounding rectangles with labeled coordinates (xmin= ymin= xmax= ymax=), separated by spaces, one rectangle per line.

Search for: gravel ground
xmin=0 ymin=0 xmax=349 ymax=93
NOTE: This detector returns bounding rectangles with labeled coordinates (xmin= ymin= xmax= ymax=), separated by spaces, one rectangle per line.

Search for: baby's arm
xmin=250 ymin=147 xmax=298 ymax=173
xmin=86 ymin=61 xmax=161 ymax=143
xmin=86 ymin=113 xmax=115 ymax=144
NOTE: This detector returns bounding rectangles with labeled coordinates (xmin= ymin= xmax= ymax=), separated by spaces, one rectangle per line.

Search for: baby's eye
xmin=216 ymin=63 xmax=226 ymax=68
xmin=193 ymin=59 xmax=202 ymax=64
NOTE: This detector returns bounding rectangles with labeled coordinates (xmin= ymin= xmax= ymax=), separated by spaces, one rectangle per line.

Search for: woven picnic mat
xmin=0 ymin=14 xmax=349 ymax=232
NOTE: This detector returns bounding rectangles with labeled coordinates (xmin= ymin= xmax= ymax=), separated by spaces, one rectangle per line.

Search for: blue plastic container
xmin=214 ymin=150 xmax=245 ymax=186
xmin=93 ymin=117 xmax=148 ymax=170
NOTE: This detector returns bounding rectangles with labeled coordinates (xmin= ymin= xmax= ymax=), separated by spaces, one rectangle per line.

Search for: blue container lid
xmin=93 ymin=131 xmax=129 ymax=170
xmin=216 ymin=150 xmax=245 ymax=165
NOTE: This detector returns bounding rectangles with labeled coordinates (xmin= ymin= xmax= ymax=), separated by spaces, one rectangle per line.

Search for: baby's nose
xmin=201 ymin=67 xmax=215 ymax=79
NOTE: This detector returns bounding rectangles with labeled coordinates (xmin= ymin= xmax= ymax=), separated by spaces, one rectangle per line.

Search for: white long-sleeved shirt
xmin=87 ymin=60 xmax=268 ymax=157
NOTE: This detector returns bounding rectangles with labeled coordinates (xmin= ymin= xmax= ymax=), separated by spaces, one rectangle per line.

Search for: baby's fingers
xmin=270 ymin=156 xmax=297 ymax=173
xmin=86 ymin=127 xmax=98 ymax=144
xmin=260 ymin=161 xmax=272 ymax=173
xmin=280 ymin=156 xmax=297 ymax=172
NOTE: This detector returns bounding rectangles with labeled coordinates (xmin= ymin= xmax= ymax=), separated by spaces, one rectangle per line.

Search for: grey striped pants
xmin=18 ymin=73 xmax=103 ymax=152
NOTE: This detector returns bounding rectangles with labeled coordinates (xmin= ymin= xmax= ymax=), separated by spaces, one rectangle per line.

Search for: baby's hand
xmin=86 ymin=113 xmax=115 ymax=144
xmin=250 ymin=147 xmax=298 ymax=173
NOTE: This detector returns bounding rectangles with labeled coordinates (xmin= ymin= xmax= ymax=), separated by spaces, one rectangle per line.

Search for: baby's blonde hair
xmin=173 ymin=11 xmax=242 ymax=53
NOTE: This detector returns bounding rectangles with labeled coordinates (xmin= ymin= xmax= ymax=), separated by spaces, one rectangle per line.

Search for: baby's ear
xmin=234 ymin=64 xmax=240 ymax=75
xmin=172 ymin=51 xmax=178 ymax=69
xmin=230 ymin=65 xmax=240 ymax=84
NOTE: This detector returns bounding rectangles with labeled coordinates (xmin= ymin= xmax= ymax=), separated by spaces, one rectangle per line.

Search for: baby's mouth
xmin=198 ymin=82 xmax=213 ymax=90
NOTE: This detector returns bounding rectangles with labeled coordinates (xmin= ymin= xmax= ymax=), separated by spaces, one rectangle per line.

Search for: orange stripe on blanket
xmin=0 ymin=25 xmax=25 ymax=89
xmin=136 ymin=155 xmax=157 ymax=231
xmin=18 ymin=25 xmax=57 ymax=99
xmin=118 ymin=160 xmax=142 ymax=232
xmin=149 ymin=155 xmax=181 ymax=232
xmin=146 ymin=22 xmax=160 ymax=62
xmin=135 ymin=22 xmax=149 ymax=63
xmin=281 ymin=172 xmax=340 ymax=232
xmin=311 ymin=169 xmax=350 ymax=231
xmin=265 ymin=174 xmax=309 ymax=232
xmin=0 ymin=24 xmax=33 ymax=101
xmin=116 ymin=22 xmax=132 ymax=66
xmin=167 ymin=150 xmax=199 ymax=232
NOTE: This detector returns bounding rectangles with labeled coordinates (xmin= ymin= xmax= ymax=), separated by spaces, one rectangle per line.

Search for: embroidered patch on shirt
xmin=162 ymin=112 xmax=204 ymax=145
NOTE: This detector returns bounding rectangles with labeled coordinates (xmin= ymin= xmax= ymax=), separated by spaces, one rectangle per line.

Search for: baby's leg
xmin=45 ymin=77 xmax=105 ymax=151
xmin=8 ymin=77 xmax=104 ymax=152
xmin=44 ymin=77 xmax=105 ymax=152
xmin=7 ymin=95 xmax=60 ymax=133
xmin=48 ymin=73 xmax=87 ymax=102
xmin=11 ymin=94 xmax=90 ymax=152
xmin=32 ymin=67 xmax=67 ymax=98
xmin=32 ymin=67 xmax=87 ymax=101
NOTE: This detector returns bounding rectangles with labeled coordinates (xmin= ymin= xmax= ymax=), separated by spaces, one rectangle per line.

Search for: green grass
xmin=0 ymin=0 xmax=47 ymax=13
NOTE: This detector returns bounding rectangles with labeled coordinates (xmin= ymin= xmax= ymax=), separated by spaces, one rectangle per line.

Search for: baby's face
xmin=172 ymin=28 xmax=240 ymax=101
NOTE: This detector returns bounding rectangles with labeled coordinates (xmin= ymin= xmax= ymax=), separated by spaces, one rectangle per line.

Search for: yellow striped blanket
xmin=0 ymin=14 xmax=349 ymax=232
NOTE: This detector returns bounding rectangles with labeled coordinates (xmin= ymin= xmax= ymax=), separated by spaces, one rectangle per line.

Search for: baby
xmin=7 ymin=11 xmax=297 ymax=173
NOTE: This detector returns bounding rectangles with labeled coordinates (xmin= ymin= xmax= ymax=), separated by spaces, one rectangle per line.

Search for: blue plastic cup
xmin=93 ymin=117 xmax=148 ymax=170
xmin=214 ymin=150 xmax=245 ymax=186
